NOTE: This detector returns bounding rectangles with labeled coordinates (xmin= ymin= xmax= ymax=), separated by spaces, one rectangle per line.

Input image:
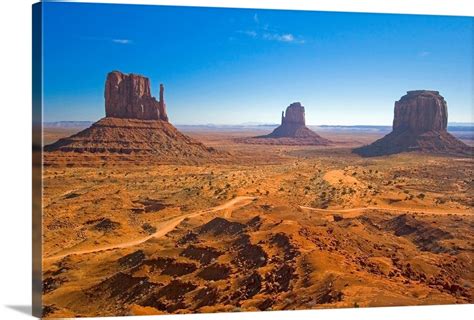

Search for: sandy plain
xmin=41 ymin=127 xmax=473 ymax=317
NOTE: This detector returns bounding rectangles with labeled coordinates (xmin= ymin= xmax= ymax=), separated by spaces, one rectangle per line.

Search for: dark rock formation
xmin=354 ymin=90 xmax=472 ymax=157
xmin=393 ymin=90 xmax=447 ymax=132
xmin=282 ymin=102 xmax=306 ymax=126
xmin=239 ymin=102 xmax=331 ymax=145
xmin=104 ymin=71 xmax=168 ymax=121
xmin=268 ymin=102 xmax=310 ymax=138
xmin=44 ymin=71 xmax=225 ymax=163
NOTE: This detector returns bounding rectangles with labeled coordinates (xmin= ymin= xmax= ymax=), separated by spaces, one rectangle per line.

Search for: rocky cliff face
xmin=104 ymin=71 xmax=168 ymax=121
xmin=281 ymin=102 xmax=306 ymax=126
xmin=44 ymin=71 xmax=225 ymax=163
xmin=354 ymin=90 xmax=471 ymax=157
xmin=268 ymin=102 xmax=324 ymax=140
xmin=238 ymin=102 xmax=331 ymax=145
xmin=393 ymin=91 xmax=447 ymax=133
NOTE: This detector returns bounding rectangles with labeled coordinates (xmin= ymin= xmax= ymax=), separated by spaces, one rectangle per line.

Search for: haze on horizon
xmin=42 ymin=2 xmax=473 ymax=125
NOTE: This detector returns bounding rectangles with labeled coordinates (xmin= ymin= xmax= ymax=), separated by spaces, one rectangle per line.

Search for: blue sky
xmin=42 ymin=2 xmax=473 ymax=125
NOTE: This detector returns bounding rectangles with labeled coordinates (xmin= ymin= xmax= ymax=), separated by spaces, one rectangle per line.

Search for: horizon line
xmin=42 ymin=120 xmax=474 ymax=127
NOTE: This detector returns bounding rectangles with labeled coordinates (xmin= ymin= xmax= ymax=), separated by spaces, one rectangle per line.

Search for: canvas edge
xmin=32 ymin=2 xmax=43 ymax=318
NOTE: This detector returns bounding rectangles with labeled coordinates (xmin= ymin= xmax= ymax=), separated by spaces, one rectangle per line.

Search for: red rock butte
xmin=239 ymin=102 xmax=331 ymax=146
xmin=44 ymin=71 xmax=223 ymax=162
xmin=354 ymin=90 xmax=472 ymax=157
xmin=105 ymin=71 xmax=168 ymax=121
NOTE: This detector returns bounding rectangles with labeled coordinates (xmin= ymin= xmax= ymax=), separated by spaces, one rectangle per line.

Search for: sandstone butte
xmin=44 ymin=71 xmax=221 ymax=160
xmin=239 ymin=102 xmax=331 ymax=146
xmin=354 ymin=90 xmax=472 ymax=157
xmin=105 ymin=71 xmax=168 ymax=121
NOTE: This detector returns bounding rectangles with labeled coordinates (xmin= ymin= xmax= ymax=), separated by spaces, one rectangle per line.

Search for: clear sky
xmin=42 ymin=2 xmax=473 ymax=125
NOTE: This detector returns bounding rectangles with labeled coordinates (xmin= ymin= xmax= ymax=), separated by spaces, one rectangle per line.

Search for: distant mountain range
xmin=44 ymin=121 xmax=94 ymax=128
xmin=317 ymin=124 xmax=473 ymax=132
xmin=43 ymin=121 xmax=473 ymax=132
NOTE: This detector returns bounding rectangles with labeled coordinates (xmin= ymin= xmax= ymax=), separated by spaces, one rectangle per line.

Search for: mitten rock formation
xmin=354 ymin=90 xmax=471 ymax=157
xmin=44 ymin=71 xmax=224 ymax=163
xmin=239 ymin=102 xmax=331 ymax=145
xmin=105 ymin=71 xmax=168 ymax=121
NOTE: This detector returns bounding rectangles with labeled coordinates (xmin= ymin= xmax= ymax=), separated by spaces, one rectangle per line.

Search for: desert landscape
xmin=39 ymin=71 xmax=473 ymax=318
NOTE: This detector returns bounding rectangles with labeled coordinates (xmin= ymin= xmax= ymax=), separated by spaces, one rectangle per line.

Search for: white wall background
xmin=0 ymin=1 xmax=472 ymax=319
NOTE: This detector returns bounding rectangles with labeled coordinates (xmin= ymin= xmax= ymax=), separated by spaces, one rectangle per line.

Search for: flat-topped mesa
xmin=282 ymin=102 xmax=306 ymax=126
xmin=393 ymin=90 xmax=447 ymax=133
xmin=353 ymin=90 xmax=471 ymax=157
xmin=104 ymin=71 xmax=168 ymax=121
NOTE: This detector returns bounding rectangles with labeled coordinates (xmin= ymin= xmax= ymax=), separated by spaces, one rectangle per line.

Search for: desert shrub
xmin=142 ymin=223 xmax=156 ymax=234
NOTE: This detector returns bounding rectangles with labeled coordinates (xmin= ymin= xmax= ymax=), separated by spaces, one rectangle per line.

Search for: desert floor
xmin=41 ymin=128 xmax=473 ymax=317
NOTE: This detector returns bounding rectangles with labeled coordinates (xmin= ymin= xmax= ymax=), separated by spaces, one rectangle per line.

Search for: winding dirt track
xmin=44 ymin=197 xmax=468 ymax=263
xmin=44 ymin=196 xmax=256 ymax=262
xmin=299 ymin=205 xmax=468 ymax=216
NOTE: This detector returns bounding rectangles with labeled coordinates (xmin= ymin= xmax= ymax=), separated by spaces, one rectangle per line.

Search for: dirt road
xmin=44 ymin=196 xmax=256 ymax=262
xmin=299 ymin=205 xmax=468 ymax=216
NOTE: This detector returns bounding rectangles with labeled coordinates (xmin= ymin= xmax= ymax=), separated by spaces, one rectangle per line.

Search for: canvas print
xmin=33 ymin=1 xmax=473 ymax=318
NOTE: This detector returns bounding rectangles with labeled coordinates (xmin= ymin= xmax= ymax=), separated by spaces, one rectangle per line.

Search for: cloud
xmin=418 ymin=51 xmax=431 ymax=57
xmin=253 ymin=13 xmax=259 ymax=23
xmin=279 ymin=34 xmax=294 ymax=42
xmin=263 ymin=33 xmax=305 ymax=44
xmin=235 ymin=13 xmax=305 ymax=44
xmin=238 ymin=30 xmax=257 ymax=38
xmin=80 ymin=36 xmax=134 ymax=45
xmin=238 ymin=31 xmax=305 ymax=44
xmin=112 ymin=39 xmax=132 ymax=44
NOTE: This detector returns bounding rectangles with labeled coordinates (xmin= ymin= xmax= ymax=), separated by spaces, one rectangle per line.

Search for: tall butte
xmin=240 ymin=102 xmax=331 ymax=145
xmin=44 ymin=71 xmax=222 ymax=162
xmin=354 ymin=90 xmax=472 ymax=157
xmin=104 ymin=71 xmax=168 ymax=121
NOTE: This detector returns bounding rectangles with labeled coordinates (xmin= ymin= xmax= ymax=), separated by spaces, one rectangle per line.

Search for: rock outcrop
xmin=44 ymin=117 xmax=219 ymax=159
xmin=104 ymin=71 xmax=168 ymax=121
xmin=354 ymin=90 xmax=472 ymax=157
xmin=282 ymin=102 xmax=306 ymax=126
xmin=269 ymin=103 xmax=309 ymax=138
xmin=239 ymin=102 xmax=331 ymax=145
xmin=44 ymin=71 xmax=224 ymax=163
xmin=393 ymin=90 xmax=447 ymax=133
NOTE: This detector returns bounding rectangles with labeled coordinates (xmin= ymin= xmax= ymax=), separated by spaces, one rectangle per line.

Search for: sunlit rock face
xmin=393 ymin=90 xmax=447 ymax=133
xmin=353 ymin=90 xmax=471 ymax=157
xmin=267 ymin=102 xmax=318 ymax=139
xmin=43 ymin=71 xmax=225 ymax=161
xmin=104 ymin=71 xmax=168 ymax=121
